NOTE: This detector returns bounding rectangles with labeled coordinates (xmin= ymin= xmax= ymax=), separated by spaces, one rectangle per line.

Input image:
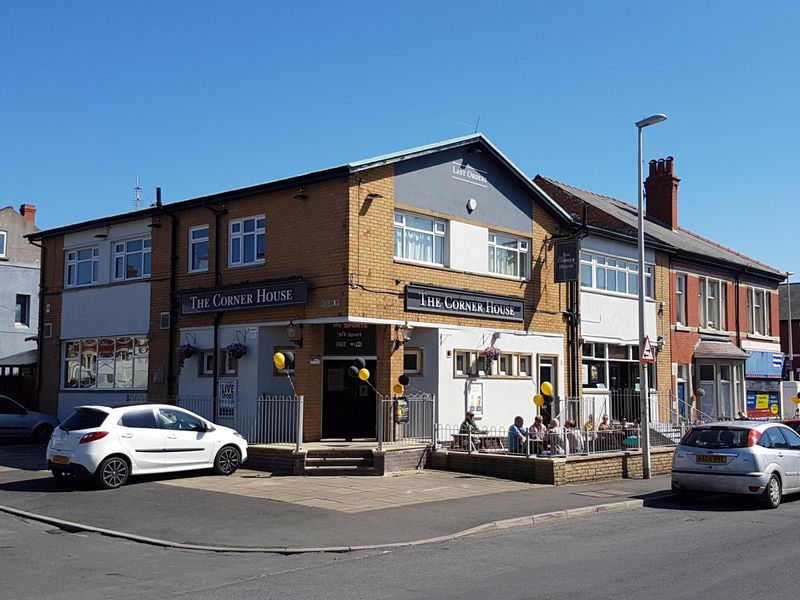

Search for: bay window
xmin=394 ymin=211 xmax=446 ymax=266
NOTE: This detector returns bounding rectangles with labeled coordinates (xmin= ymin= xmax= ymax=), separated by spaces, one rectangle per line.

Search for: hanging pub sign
xmin=324 ymin=323 xmax=377 ymax=356
xmin=405 ymin=284 xmax=524 ymax=322
xmin=554 ymin=240 xmax=579 ymax=283
xmin=181 ymin=279 xmax=308 ymax=315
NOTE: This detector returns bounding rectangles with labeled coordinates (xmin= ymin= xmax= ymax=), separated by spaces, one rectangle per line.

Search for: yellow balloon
xmin=541 ymin=381 xmax=553 ymax=397
xmin=793 ymin=395 xmax=800 ymax=405
xmin=533 ymin=394 xmax=545 ymax=407
xmin=273 ymin=352 xmax=286 ymax=370
xmin=393 ymin=383 xmax=405 ymax=395
xmin=358 ymin=368 xmax=370 ymax=381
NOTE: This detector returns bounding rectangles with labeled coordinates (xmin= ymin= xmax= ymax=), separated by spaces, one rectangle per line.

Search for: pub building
xmin=29 ymin=134 xmax=579 ymax=441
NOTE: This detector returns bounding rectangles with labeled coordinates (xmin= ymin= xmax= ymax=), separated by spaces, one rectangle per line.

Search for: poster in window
xmin=467 ymin=381 xmax=484 ymax=419
xmin=219 ymin=379 xmax=238 ymax=417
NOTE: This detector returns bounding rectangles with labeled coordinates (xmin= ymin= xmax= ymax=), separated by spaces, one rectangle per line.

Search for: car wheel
xmin=213 ymin=446 xmax=241 ymax=476
xmin=95 ymin=456 xmax=130 ymax=489
xmin=32 ymin=424 xmax=54 ymax=444
xmin=761 ymin=474 xmax=782 ymax=509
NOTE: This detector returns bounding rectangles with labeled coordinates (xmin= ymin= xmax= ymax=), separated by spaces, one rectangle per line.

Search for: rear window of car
xmin=60 ymin=408 xmax=108 ymax=431
xmin=682 ymin=426 xmax=749 ymax=449
xmin=120 ymin=409 xmax=157 ymax=429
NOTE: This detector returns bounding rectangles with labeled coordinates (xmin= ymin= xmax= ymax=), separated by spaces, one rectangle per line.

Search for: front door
xmin=322 ymin=359 xmax=377 ymax=440
xmin=538 ymin=357 xmax=556 ymax=424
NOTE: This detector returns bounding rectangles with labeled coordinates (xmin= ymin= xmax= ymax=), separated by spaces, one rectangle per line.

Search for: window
xmin=403 ymin=348 xmax=423 ymax=375
xmin=675 ymin=273 xmax=687 ymax=325
xmin=65 ymin=246 xmax=99 ymax=287
xmin=113 ymin=238 xmax=151 ymax=280
xmin=454 ymin=350 xmax=474 ymax=376
xmin=582 ymin=342 xmax=653 ymax=390
xmin=519 ymin=355 xmax=532 ymax=377
xmin=189 ymin=226 xmax=209 ymax=273
xmin=158 ymin=408 xmax=203 ymax=431
xmin=0 ymin=230 xmax=6 ymax=258
xmin=580 ymin=251 xmax=654 ymax=298
xmin=63 ymin=336 xmax=148 ymax=390
xmin=453 ymin=349 xmax=531 ymax=378
xmin=273 ymin=347 xmax=296 ymax=376
xmin=14 ymin=295 xmax=30 ymax=326
xmin=120 ymin=409 xmax=158 ymax=429
xmin=699 ymin=277 xmax=727 ymax=330
xmin=394 ymin=211 xmax=446 ymax=266
xmin=488 ymin=232 xmax=529 ymax=278
xmin=747 ymin=287 xmax=771 ymax=336
xmin=229 ymin=216 xmax=265 ymax=266
xmin=0 ymin=397 xmax=25 ymax=415
xmin=221 ymin=350 xmax=238 ymax=376
xmin=198 ymin=351 xmax=215 ymax=377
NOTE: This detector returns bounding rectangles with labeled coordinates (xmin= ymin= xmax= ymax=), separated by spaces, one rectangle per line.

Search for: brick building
xmin=537 ymin=156 xmax=786 ymax=421
xmin=29 ymin=135 xmax=582 ymax=438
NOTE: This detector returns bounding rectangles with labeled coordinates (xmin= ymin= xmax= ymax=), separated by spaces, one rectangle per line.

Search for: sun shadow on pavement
xmin=642 ymin=490 xmax=800 ymax=512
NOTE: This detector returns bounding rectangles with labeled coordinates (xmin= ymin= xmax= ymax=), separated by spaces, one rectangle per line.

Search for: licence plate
xmin=51 ymin=455 xmax=70 ymax=465
xmin=696 ymin=455 xmax=726 ymax=464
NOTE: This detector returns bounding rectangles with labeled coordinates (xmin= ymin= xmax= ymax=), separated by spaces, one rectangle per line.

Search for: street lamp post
xmin=636 ymin=113 xmax=667 ymax=480
xmin=787 ymin=272 xmax=794 ymax=381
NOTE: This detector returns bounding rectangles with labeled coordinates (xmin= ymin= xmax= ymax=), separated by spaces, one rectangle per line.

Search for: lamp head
xmin=635 ymin=114 xmax=668 ymax=129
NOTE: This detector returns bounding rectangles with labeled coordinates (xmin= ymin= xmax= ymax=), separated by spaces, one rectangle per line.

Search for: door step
xmin=304 ymin=450 xmax=376 ymax=476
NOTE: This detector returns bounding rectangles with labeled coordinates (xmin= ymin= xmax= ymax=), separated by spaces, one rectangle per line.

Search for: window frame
xmin=188 ymin=225 xmax=210 ymax=273
xmin=393 ymin=211 xmax=447 ymax=267
xmin=675 ymin=273 xmax=687 ymax=325
xmin=65 ymin=246 xmax=100 ymax=287
xmin=62 ymin=336 xmax=149 ymax=390
xmin=747 ymin=286 xmax=771 ymax=336
xmin=488 ymin=231 xmax=530 ymax=279
xmin=403 ymin=348 xmax=424 ymax=376
xmin=580 ymin=251 xmax=655 ymax=299
xmin=698 ymin=276 xmax=728 ymax=331
xmin=112 ymin=237 xmax=152 ymax=281
xmin=0 ymin=230 xmax=6 ymax=258
xmin=14 ymin=294 xmax=30 ymax=326
xmin=228 ymin=215 xmax=266 ymax=268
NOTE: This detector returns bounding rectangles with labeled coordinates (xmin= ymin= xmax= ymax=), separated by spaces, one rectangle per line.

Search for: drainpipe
xmin=28 ymin=238 xmax=45 ymax=411
xmin=205 ymin=204 xmax=227 ymax=420
xmin=735 ymin=273 xmax=742 ymax=348
xmin=156 ymin=188 xmax=179 ymax=398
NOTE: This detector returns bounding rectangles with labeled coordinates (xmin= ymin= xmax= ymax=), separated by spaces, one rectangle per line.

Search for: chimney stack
xmin=19 ymin=204 xmax=36 ymax=224
xmin=644 ymin=156 xmax=680 ymax=229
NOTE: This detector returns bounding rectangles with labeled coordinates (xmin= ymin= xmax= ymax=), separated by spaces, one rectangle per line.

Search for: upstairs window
xmin=488 ymin=232 xmax=529 ymax=278
xmin=229 ymin=216 xmax=265 ymax=267
xmin=114 ymin=238 xmax=152 ymax=280
xmin=15 ymin=294 xmax=30 ymax=326
xmin=675 ymin=273 xmax=687 ymax=325
xmin=699 ymin=277 xmax=727 ymax=330
xmin=65 ymin=247 xmax=99 ymax=287
xmin=580 ymin=251 xmax=654 ymax=298
xmin=747 ymin=287 xmax=771 ymax=336
xmin=394 ymin=211 xmax=446 ymax=266
xmin=0 ymin=231 xmax=6 ymax=258
xmin=189 ymin=226 xmax=210 ymax=273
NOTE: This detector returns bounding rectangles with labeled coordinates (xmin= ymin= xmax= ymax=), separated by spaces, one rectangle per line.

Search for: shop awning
xmin=693 ymin=340 xmax=747 ymax=361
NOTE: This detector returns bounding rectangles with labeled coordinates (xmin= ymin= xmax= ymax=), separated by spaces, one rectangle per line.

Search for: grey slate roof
xmin=779 ymin=282 xmax=800 ymax=320
xmin=538 ymin=177 xmax=785 ymax=281
xmin=0 ymin=349 xmax=37 ymax=366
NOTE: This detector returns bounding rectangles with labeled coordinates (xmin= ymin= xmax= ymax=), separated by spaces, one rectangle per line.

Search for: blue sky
xmin=2 ymin=1 xmax=798 ymax=273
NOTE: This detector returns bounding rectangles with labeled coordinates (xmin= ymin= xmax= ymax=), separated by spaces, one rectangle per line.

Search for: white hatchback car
xmin=671 ymin=421 xmax=800 ymax=508
xmin=46 ymin=404 xmax=248 ymax=489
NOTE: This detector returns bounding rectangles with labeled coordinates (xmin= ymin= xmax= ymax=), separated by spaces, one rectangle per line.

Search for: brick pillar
xmin=293 ymin=324 xmax=324 ymax=442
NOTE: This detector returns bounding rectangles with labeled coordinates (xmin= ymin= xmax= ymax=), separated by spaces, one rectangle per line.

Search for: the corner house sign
xmin=554 ymin=240 xmax=579 ymax=283
xmin=405 ymin=284 xmax=524 ymax=322
xmin=181 ymin=280 xmax=308 ymax=315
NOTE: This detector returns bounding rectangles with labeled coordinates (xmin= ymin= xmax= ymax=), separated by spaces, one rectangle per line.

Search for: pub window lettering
xmin=229 ymin=216 xmax=265 ymax=267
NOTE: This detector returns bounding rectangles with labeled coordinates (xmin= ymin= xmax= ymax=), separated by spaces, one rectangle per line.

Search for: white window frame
xmin=62 ymin=336 xmax=149 ymax=390
xmin=488 ymin=232 xmax=530 ymax=279
xmin=113 ymin=237 xmax=152 ymax=281
xmin=675 ymin=273 xmax=687 ymax=326
xmin=580 ymin=251 xmax=654 ymax=299
xmin=14 ymin=294 xmax=30 ymax=326
xmin=188 ymin=225 xmax=210 ymax=273
xmin=393 ymin=211 xmax=447 ymax=267
xmin=699 ymin=276 xmax=727 ymax=331
xmin=198 ymin=351 xmax=215 ymax=377
xmin=229 ymin=215 xmax=265 ymax=267
xmin=65 ymin=246 xmax=99 ymax=287
xmin=403 ymin=348 xmax=424 ymax=375
xmin=747 ymin=287 xmax=771 ymax=336
xmin=0 ymin=230 xmax=6 ymax=258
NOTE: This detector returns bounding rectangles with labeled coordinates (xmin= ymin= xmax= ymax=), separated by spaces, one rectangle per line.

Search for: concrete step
xmin=306 ymin=450 xmax=374 ymax=460
xmin=306 ymin=457 xmax=373 ymax=468
xmin=303 ymin=465 xmax=377 ymax=476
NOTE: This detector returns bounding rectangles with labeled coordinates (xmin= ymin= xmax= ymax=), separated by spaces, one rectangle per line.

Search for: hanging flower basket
xmin=177 ymin=343 xmax=197 ymax=372
xmin=482 ymin=345 xmax=501 ymax=368
xmin=226 ymin=342 xmax=248 ymax=360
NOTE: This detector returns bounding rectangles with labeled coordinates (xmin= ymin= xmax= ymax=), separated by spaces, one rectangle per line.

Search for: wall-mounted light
xmin=656 ymin=336 xmax=665 ymax=352
xmin=94 ymin=228 xmax=110 ymax=239
xmin=394 ymin=322 xmax=414 ymax=350
xmin=366 ymin=192 xmax=384 ymax=200
xmin=466 ymin=198 xmax=478 ymax=213
xmin=293 ymin=188 xmax=309 ymax=200
xmin=287 ymin=321 xmax=303 ymax=348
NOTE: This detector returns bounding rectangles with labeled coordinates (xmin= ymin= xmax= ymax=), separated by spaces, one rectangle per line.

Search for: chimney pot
xmin=657 ymin=158 xmax=666 ymax=175
xmin=648 ymin=159 xmax=657 ymax=177
xmin=665 ymin=156 xmax=674 ymax=175
xmin=644 ymin=157 xmax=680 ymax=229
xmin=19 ymin=203 xmax=36 ymax=224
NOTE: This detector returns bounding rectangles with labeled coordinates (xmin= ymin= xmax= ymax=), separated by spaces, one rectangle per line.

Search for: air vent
xmin=160 ymin=311 xmax=170 ymax=330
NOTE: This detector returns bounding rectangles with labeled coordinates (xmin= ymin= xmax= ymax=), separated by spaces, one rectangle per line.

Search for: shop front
xmin=744 ymin=349 xmax=784 ymax=419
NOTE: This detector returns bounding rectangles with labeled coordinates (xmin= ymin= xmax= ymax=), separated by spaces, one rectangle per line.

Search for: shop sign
xmin=181 ymin=280 xmax=308 ymax=315
xmin=405 ymin=284 xmax=524 ymax=322
xmin=746 ymin=391 xmax=780 ymax=419
xmin=745 ymin=351 xmax=784 ymax=379
xmin=554 ymin=240 xmax=579 ymax=283
xmin=324 ymin=323 xmax=376 ymax=356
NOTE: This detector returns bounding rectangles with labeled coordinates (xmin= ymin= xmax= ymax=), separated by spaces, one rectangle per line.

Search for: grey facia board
xmin=394 ymin=147 xmax=533 ymax=232
xmin=405 ymin=284 xmax=524 ymax=322
xmin=181 ymin=280 xmax=308 ymax=314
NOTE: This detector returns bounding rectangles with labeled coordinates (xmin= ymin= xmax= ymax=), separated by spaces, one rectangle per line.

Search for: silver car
xmin=0 ymin=395 xmax=59 ymax=442
xmin=672 ymin=421 xmax=800 ymax=508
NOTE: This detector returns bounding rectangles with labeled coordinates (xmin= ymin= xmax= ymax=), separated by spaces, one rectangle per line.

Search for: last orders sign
xmin=181 ymin=280 xmax=308 ymax=314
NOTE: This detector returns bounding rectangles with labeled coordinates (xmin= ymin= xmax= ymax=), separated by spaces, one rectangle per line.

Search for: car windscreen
xmin=60 ymin=408 xmax=108 ymax=431
xmin=682 ymin=426 xmax=749 ymax=449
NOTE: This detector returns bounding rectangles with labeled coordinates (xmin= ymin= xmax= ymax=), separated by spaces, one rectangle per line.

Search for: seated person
xmin=508 ymin=416 xmax=527 ymax=453
xmin=597 ymin=414 xmax=611 ymax=431
xmin=529 ymin=415 xmax=547 ymax=440
xmin=616 ymin=417 xmax=629 ymax=430
xmin=546 ymin=419 xmax=564 ymax=454
xmin=459 ymin=411 xmax=484 ymax=435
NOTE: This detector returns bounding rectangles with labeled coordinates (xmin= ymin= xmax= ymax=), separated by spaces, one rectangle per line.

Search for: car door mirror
xmin=194 ymin=422 xmax=209 ymax=432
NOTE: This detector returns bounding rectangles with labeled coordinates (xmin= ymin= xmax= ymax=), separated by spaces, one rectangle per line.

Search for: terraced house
xmin=29 ymin=135 xmax=584 ymax=441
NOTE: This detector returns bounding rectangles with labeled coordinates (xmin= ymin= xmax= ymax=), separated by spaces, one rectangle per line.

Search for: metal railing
xmin=132 ymin=393 xmax=304 ymax=450
xmin=377 ymin=393 xmax=436 ymax=451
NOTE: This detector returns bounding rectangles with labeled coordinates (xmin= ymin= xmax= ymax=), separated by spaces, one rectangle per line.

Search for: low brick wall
xmin=431 ymin=447 xmax=675 ymax=485
xmin=247 ymin=447 xmax=305 ymax=475
xmin=375 ymin=446 xmax=430 ymax=474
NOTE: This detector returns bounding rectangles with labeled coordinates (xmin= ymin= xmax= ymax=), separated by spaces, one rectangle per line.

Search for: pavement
xmin=0 ymin=443 xmax=672 ymax=553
